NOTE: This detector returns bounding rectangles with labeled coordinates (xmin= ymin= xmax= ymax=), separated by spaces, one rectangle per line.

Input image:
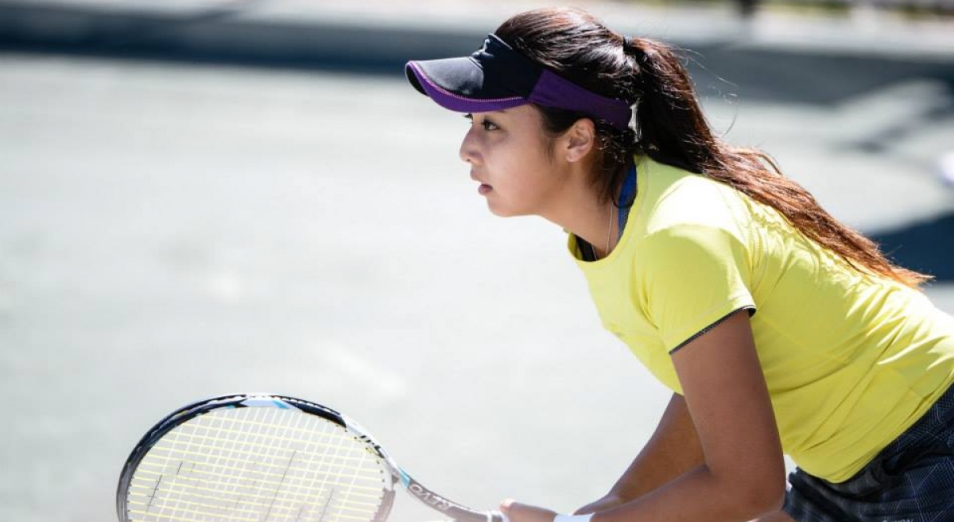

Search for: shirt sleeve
xmin=636 ymin=223 xmax=756 ymax=353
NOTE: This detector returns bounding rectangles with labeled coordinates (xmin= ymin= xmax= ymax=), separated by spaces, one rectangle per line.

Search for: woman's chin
xmin=486 ymin=200 xmax=515 ymax=217
xmin=484 ymin=193 xmax=532 ymax=218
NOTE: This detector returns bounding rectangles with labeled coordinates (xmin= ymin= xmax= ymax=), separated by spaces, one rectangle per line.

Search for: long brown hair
xmin=495 ymin=7 xmax=931 ymax=288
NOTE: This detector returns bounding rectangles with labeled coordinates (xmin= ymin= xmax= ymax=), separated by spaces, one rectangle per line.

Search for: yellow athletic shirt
xmin=568 ymin=154 xmax=954 ymax=482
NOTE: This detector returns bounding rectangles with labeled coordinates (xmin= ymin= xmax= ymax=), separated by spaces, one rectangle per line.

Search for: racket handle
xmin=490 ymin=510 xmax=510 ymax=522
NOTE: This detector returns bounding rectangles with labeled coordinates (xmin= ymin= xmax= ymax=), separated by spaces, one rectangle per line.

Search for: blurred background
xmin=1 ymin=1 xmax=952 ymax=521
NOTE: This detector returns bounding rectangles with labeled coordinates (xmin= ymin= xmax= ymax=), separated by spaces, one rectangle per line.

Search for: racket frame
xmin=117 ymin=393 xmax=505 ymax=522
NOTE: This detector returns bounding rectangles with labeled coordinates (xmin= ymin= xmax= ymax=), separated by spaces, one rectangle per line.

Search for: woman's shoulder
xmin=637 ymin=155 xmax=751 ymax=240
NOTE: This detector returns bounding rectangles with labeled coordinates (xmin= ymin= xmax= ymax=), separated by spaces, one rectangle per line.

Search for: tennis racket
xmin=116 ymin=393 xmax=508 ymax=522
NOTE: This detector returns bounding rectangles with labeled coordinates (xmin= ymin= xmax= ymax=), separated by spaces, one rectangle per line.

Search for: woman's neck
xmin=540 ymin=178 xmax=617 ymax=259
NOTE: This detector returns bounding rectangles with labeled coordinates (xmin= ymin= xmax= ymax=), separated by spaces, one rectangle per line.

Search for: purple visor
xmin=405 ymin=34 xmax=633 ymax=130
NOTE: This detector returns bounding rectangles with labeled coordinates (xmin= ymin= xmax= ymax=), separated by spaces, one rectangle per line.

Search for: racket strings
xmin=126 ymin=406 xmax=390 ymax=522
xmin=132 ymin=408 xmax=382 ymax=508
xmin=132 ymin=438 xmax=385 ymax=488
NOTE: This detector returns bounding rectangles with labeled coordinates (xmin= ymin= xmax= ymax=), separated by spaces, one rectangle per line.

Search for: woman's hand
xmin=573 ymin=492 xmax=624 ymax=515
xmin=499 ymin=499 xmax=558 ymax=522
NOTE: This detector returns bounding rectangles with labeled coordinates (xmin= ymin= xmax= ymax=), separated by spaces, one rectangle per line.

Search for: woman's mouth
xmin=478 ymin=183 xmax=492 ymax=195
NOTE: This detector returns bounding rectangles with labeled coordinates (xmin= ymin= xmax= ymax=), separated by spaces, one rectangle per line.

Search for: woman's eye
xmin=463 ymin=114 xmax=499 ymax=131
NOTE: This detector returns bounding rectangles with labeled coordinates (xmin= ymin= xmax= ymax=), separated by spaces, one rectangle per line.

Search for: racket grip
xmin=490 ymin=510 xmax=510 ymax=522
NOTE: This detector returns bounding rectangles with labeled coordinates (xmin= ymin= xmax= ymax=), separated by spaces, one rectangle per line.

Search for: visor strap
xmin=528 ymin=70 xmax=633 ymax=130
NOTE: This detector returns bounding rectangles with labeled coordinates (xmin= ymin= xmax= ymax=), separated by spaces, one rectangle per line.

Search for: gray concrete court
xmin=0 ymin=49 xmax=952 ymax=522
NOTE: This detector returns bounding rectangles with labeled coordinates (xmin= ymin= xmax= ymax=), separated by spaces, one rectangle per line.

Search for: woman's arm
xmin=575 ymin=392 xmax=704 ymax=514
xmin=506 ymin=310 xmax=786 ymax=522
xmin=603 ymin=310 xmax=785 ymax=521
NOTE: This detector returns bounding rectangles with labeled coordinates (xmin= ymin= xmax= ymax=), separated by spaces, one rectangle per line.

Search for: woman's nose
xmin=459 ymin=128 xmax=480 ymax=165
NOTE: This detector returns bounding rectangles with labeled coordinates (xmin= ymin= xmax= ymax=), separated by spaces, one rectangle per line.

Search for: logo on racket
xmin=408 ymin=483 xmax=456 ymax=511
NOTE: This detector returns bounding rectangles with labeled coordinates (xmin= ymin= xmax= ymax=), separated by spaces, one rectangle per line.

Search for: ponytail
xmin=622 ymin=36 xmax=717 ymax=174
xmin=624 ymin=36 xmax=931 ymax=288
xmin=496 ymin=7 xmax=931 ymax=289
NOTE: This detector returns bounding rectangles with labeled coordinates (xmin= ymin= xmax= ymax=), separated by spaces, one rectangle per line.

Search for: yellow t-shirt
xmin=569 ymin=155 xmax=954 ymax=482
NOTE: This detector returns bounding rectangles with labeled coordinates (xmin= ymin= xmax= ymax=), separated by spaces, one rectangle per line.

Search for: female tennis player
xmin=405 ymin=7 xmax=954 ymax=522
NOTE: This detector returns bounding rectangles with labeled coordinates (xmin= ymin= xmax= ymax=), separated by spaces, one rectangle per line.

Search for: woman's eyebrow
xmin=464 ymin=111 xmax=509 ymax=120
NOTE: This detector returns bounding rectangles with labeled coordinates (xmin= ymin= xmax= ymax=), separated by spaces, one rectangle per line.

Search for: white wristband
xmin=554 ymin=515 xmax=594 ymax=522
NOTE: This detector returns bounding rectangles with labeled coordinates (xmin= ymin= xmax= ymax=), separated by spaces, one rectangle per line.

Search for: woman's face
xmin=459 ymin=105 xmax=569 ymax=217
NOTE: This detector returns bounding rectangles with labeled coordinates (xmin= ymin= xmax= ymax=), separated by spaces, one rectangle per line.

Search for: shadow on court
xmin=685 ymin=46 xmax=954 ymax=107
xmin=869 ymin=212 xmax=954 ymax=282
xmin=3 ymin=1 xmax=954 ymax=108
xmin=843 ymin=85 xmax=954 ymax=163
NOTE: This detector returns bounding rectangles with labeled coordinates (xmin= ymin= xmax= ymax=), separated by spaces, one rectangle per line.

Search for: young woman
xmin=405 ymin=7 xmax=954 ymax=522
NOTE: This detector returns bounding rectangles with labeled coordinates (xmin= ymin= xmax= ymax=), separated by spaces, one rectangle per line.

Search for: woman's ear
xmin=562 ymin=118 xmax=596 ymax=163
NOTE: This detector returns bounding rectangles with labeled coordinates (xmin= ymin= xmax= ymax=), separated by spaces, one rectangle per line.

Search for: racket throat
xmin=400 ymin=472 xmax=497 ymax=522
xmin=407 ymin=480 xmax=456 ymax=512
